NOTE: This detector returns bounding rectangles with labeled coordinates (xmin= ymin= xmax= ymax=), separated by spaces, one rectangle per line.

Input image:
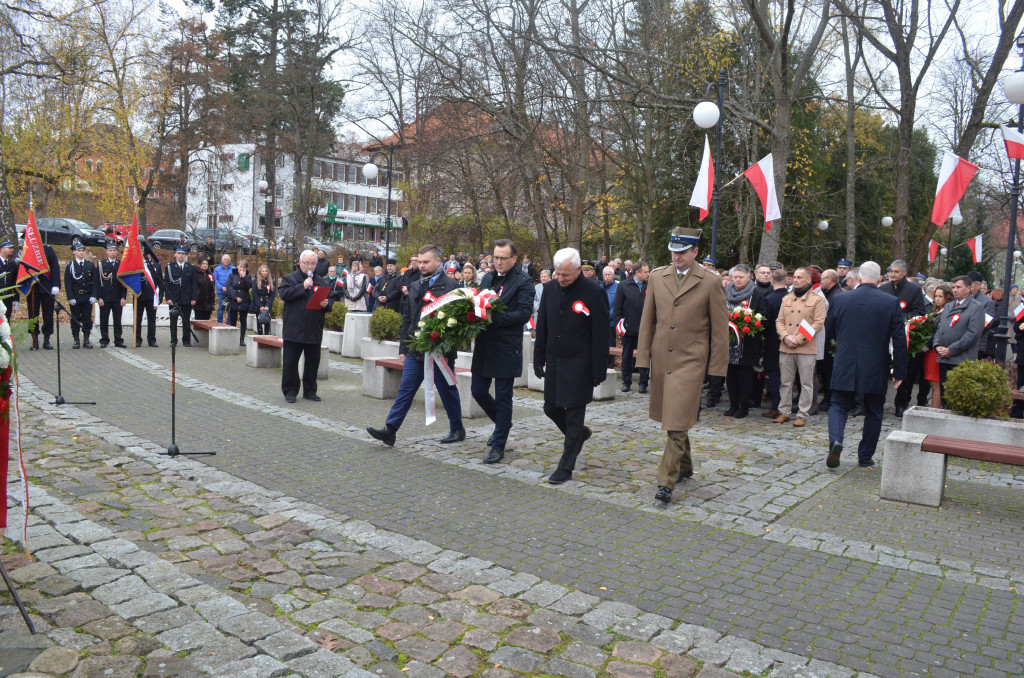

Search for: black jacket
xmin=878 ymin=279 xmax=926 ymax=318
xmin=314 ymin=258 xmax=330 ymax=278
xmin=278 ymin=270 xmax=340 ymax=344
xmin=138 ymin=256 xmax=162 ymax=304
xmin=163 ymin=260 xmax=198 ymax=305
xmin=251 ymin=278 xmax=275 ymax=312
xmin=63 ymin=259 xmax=97 ymax=300
xmin=472 ymin=267 xmax=535 ymax=378
xmin=611 ymin=277 xmax=648 ymax=337
xmin=535 ymin=275 xmax=610 ymax=408
xmin=227 ymin=272 xmax=253 ymax=312
xmin=96 ymin=258 xmax=127 ymax=304
xmin=401 ymin=270 xmax=460 ymax=357
xmin=732 ymin=288 xmax=767 ymax=367
xmin=761 ymin=287 xmax=787 ymax=372
xmin=397 ymin=268 xmax=423 ymax=344
xmin=973 ymin=290 xmax=997 ymax=355
xmin=376 ymin=271 xmax=401 ymax=311
xmin=827 ymin=283 xmax=907 ymax=395
xmin=196 ymin=270 xmax=216 ymax=316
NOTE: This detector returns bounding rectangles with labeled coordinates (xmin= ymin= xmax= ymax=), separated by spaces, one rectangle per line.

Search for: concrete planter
xmin=901 ymin=406 xmax=1024 ymax=446
xmin=342 ymin=312 xmax=372 ymax=357
xmin=516 ymin=332 xmax=532 ymax=388
xmin=323 ymin=330 xmax=344 ymax=354
xmin=270 ymin=319 xmax=283 ymax=337
xmin=93 ymin=303 xmax=173 ymax=327
xmin=361 ymin=337 xmax=400 ymax=359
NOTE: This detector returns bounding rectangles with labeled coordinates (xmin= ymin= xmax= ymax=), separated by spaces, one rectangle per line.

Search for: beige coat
xmin=776 ymin=290 xmax=827 ymax=355
xmin=636 ymin=264 xmax=729 ymax=431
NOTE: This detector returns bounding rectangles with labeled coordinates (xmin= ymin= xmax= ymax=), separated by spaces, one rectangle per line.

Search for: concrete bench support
xmin=515 ymin=333 xmax=532 ymax=388
xmin=298 ymin=346 xmax=330 ymax=381
xmin=246 ymin=339 xmax=282 ymax=369
xmin=342 ymin=312 xmax=372 ymax=357
xmin=323 ymin=330 xmax=344 ymax=354
xmin=363 ymin=358 xmax=403 ymax=399
xmin=880 ymin=431 xmax=945 ymax=507
xmin=209 ymin=326 xmax=241 ymax=355
xmin=455 ymin=371 xmax=490 ymax=419
xmin=592 ymin=369 xmax=619 ymax=401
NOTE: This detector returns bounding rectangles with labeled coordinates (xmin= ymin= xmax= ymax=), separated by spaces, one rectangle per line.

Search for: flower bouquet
xmin=906 ymin=314 xmax=935 ymax=356
xmin=727 ymin=306 xmax=765 ymax=345
xmin=407 ymin=287 xmax=506 ymax=355
xmin=0 ymin=297 xmax=17 ymax=538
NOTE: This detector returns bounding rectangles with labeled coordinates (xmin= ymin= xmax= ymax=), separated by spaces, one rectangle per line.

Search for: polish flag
xmin=797 ymin=318 xmax=816 ymax=341
xmin=931 ymin=151 xmax=978 ymax=226
xmin=928 ymin=239 xmax=940 ymax=263
xmin=1014 ymin=302 xmax=1024 ymax=322
xmin=966 ymin=234 xmax=983 ymax=264
xmin=1001 ymin=124 xmax=1024 ymax=161
xmin=689 ymin=135 xmax=714 ymax=221
xmin=742 ymin=154 xmax=781 ymax=231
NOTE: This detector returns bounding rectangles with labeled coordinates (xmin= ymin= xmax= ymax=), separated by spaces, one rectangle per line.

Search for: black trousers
xmin=472 ymin=375 xmax=514 ymax=450
xmin=817 ymin=354 xmax=834 ymax=406
xmin=99 ymin=302 xmax=122 ymax=342
xmin=169 ymin=304 xmax=192 ymax=344
xmin=938 ymin=362 xmax=953 ymax=407
xmin=282 ymin=340 xmax=321 ymax=398
xmin=608 ymin=327 xmax=617 ymax=367
xmin=229 ymin=310 xmax=249 ymax=340
xmin=726 ymin=364 xmax=753 ymax=409
xmin=620 ymin=334 xmax=646 ymax=388
xmin=27 ymin=288 xmax=54 ymax=338
xmin=894 ymin=352 xmax=925 ymax=408
xmin=68 ymin=297 xmax=92 ymax=339
xmin=2 ymin=296 xmax=13 ymax=323
xmin=542 ymin=402 xmax=587 ymax=471
xmin=135 ymin=298 xmax=158 ymax=343
xmin=705 ymin=374 xmax=724 ymax=404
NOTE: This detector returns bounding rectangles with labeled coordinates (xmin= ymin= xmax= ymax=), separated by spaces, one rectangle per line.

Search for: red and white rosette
xmin=950 ymin=313 xmax=961 ymax=328
xmin=572 ymin=300 xmax=590 ymax=316
xmin=469 ymin=288 xmax=500 ymax=321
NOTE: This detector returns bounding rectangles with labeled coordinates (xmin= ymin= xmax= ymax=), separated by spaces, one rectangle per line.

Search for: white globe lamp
xmin=693 ymin=101 xmax=720 ymax=130
xmin=1005 ymin=71 xmax=1024 ymax=105
xmin=881 ymin=216 xmax=893 ymax=228
xmin=362 ymin=162 xmax=379 ymax=181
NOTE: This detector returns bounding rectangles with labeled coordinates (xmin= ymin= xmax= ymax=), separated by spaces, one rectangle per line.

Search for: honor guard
xmin=0 ymin=240 xmax=18 ymax=322
xmin=27 ymin=243 xmax=61 ymax=350
xmin=164 ymin=245 xmax=197 ymax=346
xmin=136 ymin=246 xmax=163 ymax=347
xmin=64 ymin=242 xmax=98 ymax=349
xmin=96 ymin=240 xmax=127 ymax=347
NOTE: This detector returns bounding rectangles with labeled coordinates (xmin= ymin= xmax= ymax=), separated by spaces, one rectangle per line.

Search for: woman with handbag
xmin=228 ymin=260 xmax=254 ymax=345
xmin=252 ymin=264 xmax=275 ymax=335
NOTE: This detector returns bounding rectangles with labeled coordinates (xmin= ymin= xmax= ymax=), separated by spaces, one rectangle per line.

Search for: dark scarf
xmin=725 ymin=279 xmax=756 ymax=307
xmin=793 ymin=284 xmax=811 ymax=298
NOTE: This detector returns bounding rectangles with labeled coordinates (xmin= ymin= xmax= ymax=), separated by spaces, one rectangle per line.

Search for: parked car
xmin=100 ymin=223 xmax=128 ymax=245
xmin=148 ymin=229 xmax=198 ymax=252
xmin=17 ymin=217 xmax=107 ymax=247
xmin=303 ymin=236 xmax=335 ymax=257
xmin=192 ymin=227 xmax=249 ymax=254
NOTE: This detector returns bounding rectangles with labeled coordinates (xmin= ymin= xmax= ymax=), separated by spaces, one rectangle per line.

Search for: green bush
xmin=369 ymin=307 xmax=402 ymax=341
xmin=324 ymin=302 xmax=348 ymax=331
xmin=271 ymin=297 xmax=284 ymax=319
xmin=944 ymin=360 xmax=1011 ymax=419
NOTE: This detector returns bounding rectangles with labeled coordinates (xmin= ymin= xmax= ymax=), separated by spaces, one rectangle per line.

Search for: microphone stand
xmin=18 ymin=259 xmax=95 ymax=407
xmin=159 ymin=305 xmax=215 ymax=458
xmin=0 ymin=557 xmax=35 ymax=633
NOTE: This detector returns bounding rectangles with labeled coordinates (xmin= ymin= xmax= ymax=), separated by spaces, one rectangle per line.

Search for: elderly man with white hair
xmin=277 ymin=249 xmax=340 ymax=403
xmin=534 ymin=247 xmax=610 ymax=485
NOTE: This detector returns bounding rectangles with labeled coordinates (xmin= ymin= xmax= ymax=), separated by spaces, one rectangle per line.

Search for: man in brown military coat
xmin=636 ymin=228 xmax=729 ymax=504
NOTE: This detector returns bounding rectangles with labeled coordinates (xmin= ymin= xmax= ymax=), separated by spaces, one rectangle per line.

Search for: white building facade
xmin=185 ymin=143 xmax=403 ymax=244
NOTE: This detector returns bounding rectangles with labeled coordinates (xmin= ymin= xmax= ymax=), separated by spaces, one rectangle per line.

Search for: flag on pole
xmin=931 ymin=151 xmax=978 ymax=226
xmin=1001 ymin=124 xmax=1024 ymax=160
xmin=966 ymin=234 xmax=983 ymax=264
xmin=16 ymin=210 xmax=48 ymax=294
xmin=117 ymin=213 xmax=144 ymax=294
xmin=1014 ymin=302 xmax=1024 ymax=322
xmin=742 ymin=154 xmax=781 ymax=231
xmin=797 ymin=318 xmax=816 ymax=342
xmin=689 ymin=135 xmax=714 ymax=221
xmin=928 ymin=239 xmax=940 ymax=263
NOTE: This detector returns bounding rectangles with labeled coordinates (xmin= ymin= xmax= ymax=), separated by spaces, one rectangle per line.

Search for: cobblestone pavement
xmin=3 ymin=326 xmax=1024 ymax=678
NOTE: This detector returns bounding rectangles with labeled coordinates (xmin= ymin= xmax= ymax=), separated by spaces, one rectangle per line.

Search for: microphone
xmin=308 ymin=269 xmax=314 ymax=279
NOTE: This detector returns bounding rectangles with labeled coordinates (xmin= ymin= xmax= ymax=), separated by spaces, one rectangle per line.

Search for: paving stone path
xmin=4 ymin=329 xmax=1024 ymax=678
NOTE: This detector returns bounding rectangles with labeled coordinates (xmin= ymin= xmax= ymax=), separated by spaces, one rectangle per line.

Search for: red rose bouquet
xmin=906 ymin=314 xmax=935 ymax=356
xmin=407 ymin=287 xmax=506 ymax=355
xmin=727 ymin=306 xmax=765 ymax=345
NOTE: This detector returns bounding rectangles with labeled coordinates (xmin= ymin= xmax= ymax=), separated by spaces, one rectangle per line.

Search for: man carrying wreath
xmin=367 ymin=245 xmax=464 ymax=446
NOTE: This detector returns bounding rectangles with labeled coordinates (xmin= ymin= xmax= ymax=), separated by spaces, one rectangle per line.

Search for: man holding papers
xmin=824 ymin=261 xmax=907 ymax=469
xmin=277 ymin=249 xmax=341 ymax=403
xmin=773 ymin=267 xmax=827 ymax=428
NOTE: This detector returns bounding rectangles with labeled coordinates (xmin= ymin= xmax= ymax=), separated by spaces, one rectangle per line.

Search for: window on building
xmin=348 ymin=194 xmax=357 ymax=211
xmin=275 ymin=185 xmax=284 ymax=198
xmin=367 ymin=198 xmax=377 ymax=214
xmin=313 ymin=161 xmax=322 ymax=178
xmin=349 ymin=165 xmax=358 ymax=183
xmin=333 ymin=163 xmax=342 ymax=181
xmin=220 ymin=183 xmax=234 ymax=191
xmin=219 ymin=215 xmax=234 ymax=223
xmin=85 ymin=159 xmax=93 ymax=173
xmin=357 ymin=196 xmax=365 ymax=213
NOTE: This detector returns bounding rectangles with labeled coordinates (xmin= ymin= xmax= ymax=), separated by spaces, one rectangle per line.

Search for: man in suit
xmin=26 ymin=242 xmax=60 ymax=350
xmin=0 ymin=240 xmax=18 ymax=321
xmin=395 ymin=255 xmax=422 ymax=352
xmin=277 ymin=249 xmax=340 ymax=403
xmin=534 ymin=247 xmax=609 ymax=485
xmin=96 ymin=240 xmax=127 ymax=348
xmin=967 ymin=271 xmax=996 ymax=360
xmin=933 ymin=275 xmax=985 ymax=404
xmin=472 ymin=239 xmax=535 ymax=464
xmin=825 ymin=261 xmax=907 ymax=469
xmin=761 ymin=267 xmax=789 ymax=418
xmin=135 ymin=245 xmax=163 ymax=347
xmin=636 ymin=228 xmax=728 ymax=504
xmin=164 ymin=245 xmax=198 ymax=347
xmin=64 ymin=243 xmax=97 ymax=349
xmin=612 ymin=260 xmax=650 ymax=393
xmin=368 ymin=245 xmax=464 ymax=445
xmin=816 ymin=269 xmax=844 ymax=412
xmin=879 ymin=259 xmax=927 ymax=415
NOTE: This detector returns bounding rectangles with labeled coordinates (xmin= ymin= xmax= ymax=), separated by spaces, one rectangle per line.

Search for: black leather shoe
xmin=148 ymin=341 xmax=159 ymax=348
xmin=734 ymin=407 xmax=748 ymax=419
xmin=99 ymin=340 xmax=109 ymax=348
xmin=72 ymin=340 xmax=80 ymax=349
xmin=858 ymin=459 xmax=875 ymax=468
xmin=114 ymin=340 xmax=126 ymax=348
xmin=894 ymin=405 xmax=905 ymax=417
xmin=583 ymin=427 xmax=593 ymax=444
xmin=43 ymin=338 xmax=53 ymax=350
xmin=678 ymin=469 xmax=693 ymax=482
xmin=136 ymin=341 xmax=142 ymax=347
xmin=182 ymin=341 xmax=192 ymax=347
xmin=439 ymin=429 xmax=466 ymax=444
xmin=818 ymin=399 xmax=831 ymax=412
xmin=82 ymin=341 xmax=93 ymax=349
xmin=487 ymin=434 xmax=496 ymax=447
xmin=723 ymin=406 xmax=738 ymax=417
xmin=826 ymin=442 xmax=842 ymax=469
xmin=638 ymin=385 xmax=647 ymax=394
xmin=655 ymin=486 xmax=672 ymax=504
xmin=284 ymin=394 xmax=297 ymax=403
xmin=367 ymin=425 xmax=396 ymax=446
xmin=303 ymin=394 xmax=321 ymax=402
xmin=483 ymin=447 xmax=504 ymax=464
xmin=849 ymin=407 xmax=864 ymax=417
xmin=621 ymin=384 xmax=631 ymax=393
xmin=548 ymin=468 xmax=572 ymax=484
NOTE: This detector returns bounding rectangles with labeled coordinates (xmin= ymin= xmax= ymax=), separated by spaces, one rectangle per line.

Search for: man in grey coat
xmin=933 ymin=274 xmax=985 ymax=405
xmin=967 ymin=271 xmax=996 ymax=360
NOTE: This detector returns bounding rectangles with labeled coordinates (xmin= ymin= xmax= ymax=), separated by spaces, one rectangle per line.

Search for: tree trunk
xmin=0 ymin=147 xmax=16 ymax=242
xmin=842 ymin=14 xmax=859 ymax=261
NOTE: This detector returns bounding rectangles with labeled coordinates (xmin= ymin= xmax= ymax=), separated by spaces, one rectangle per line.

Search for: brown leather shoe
xmin=793 ymin=417 xmax=806 ymax=427
xmin=761 ymin=409 xmax=780 ymax=418
xmin=772 ymin=414 xmax=789 ymax=424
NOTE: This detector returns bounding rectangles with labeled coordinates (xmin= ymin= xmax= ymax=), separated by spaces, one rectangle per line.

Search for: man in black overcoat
xmin=278 ymin=249 xmax=341 ymax=402
xmin=534 ymin=247 xmax=609 ymax=484
xmin=761 ymin=268 xmax=789 ymax=417
xmin=164 ymin=245 xmax=198 ymax=347
xmin=472 ymin=239 xmax=535 ymax=464
xmin=611 ymin=260 xmax=650 ymax=393
xmin=878 ymin=259 xmax=927 ymax=415
xmin=826 ymin=261 xmax=907 ymax=469
xmin=96 ymin=240 xmax=127 ymax=347
xmin=375 ymin=262 xmax=401 ymax=311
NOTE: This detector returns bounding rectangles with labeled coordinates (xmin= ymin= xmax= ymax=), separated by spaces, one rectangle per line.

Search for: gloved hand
xmin=89 ymin=297 xmax=95 ymax=304
xmin=12 ymin=301 xmax=18 ymax=312
xmin=534 ymin=364 xmax=545 ymax=379
xmin=50 ymin=286 xmax=59 ymax=296
xmin=68 ymin=298 xmax=76 ymax=305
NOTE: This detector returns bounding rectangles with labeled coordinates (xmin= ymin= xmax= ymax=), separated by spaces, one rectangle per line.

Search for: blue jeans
xmin=216 ymin=292 xmax=226 ymax=322
xmin=471 ymin=375 xmax=514 ymax=450
xmin=828 ymin=390 xmax=884 ymax=464
xmin=385 ymin=354 xmax=463 ymax=433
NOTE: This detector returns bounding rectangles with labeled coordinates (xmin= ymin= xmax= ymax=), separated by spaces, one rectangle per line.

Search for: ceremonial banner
xmin=966 ymin=234 xmax=983 ymax=264
xmin=118 ymin=213 xmax=144 ymax=294
xmin=742 ymin=154 xmax=781 ymax=231
xmin=16 ymin=211 xmax=47 ymax=294
xmin=931 ymin=152 xmax=977 ymax=226
xmin=689 ymin=135 xmax=714 ymax=221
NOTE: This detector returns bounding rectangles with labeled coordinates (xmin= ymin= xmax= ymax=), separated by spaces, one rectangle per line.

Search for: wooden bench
xmin=191 ymin=319 xmax=240 ymax=355
xmin=881 ymin=431 xmax=1024 ymax=506
xmin=245 ymin=334 xmax=328 ymax=380
xmin=608 ymin=346 xmax=637 ymax=358
xmin=362 ymin=355 xmax=485 ymax=419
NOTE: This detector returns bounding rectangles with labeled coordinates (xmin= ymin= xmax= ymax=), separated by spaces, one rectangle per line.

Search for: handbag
xmin=258 ymin=309 xmax=271 ymax=325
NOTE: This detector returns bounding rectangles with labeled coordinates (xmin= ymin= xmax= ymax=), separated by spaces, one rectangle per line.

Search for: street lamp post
xmin=362 ymin=142 xmax=396 ymax=264
xmin=693 ymin=69 xmax=726 ymax=262
xmin=996 ymin=33 xmax=1024 ymax=362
